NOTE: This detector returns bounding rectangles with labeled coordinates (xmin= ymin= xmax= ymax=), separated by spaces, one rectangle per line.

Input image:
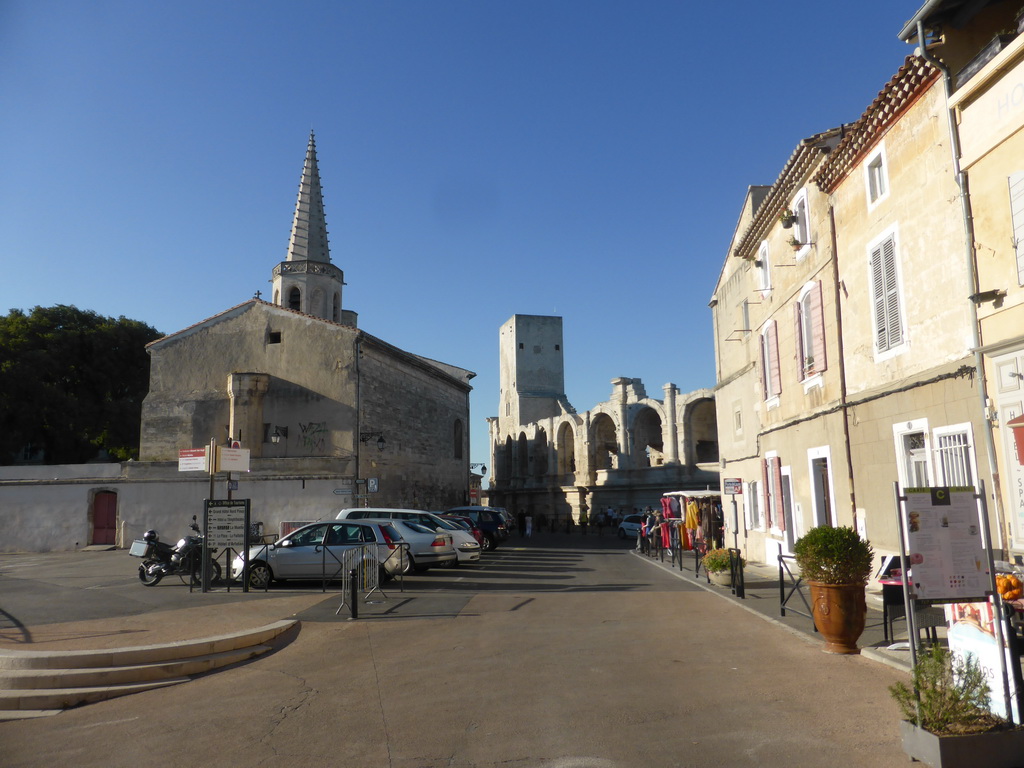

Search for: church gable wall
xmin=141 ymin=304 xmax=359 ymax=461
xmin=359 ymin=340 xmax=470 ymax=510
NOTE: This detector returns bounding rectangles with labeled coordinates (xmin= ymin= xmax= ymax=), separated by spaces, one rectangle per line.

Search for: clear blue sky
xmin=0 ymin=1 xmax=915 ymax=470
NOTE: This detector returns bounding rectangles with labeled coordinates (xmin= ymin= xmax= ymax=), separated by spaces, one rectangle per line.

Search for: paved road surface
xmin=1 ymin=534 xmax=910 ymax=767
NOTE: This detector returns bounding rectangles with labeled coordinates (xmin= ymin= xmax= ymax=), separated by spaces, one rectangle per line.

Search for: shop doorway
xmin=91 ymin=491 xmax=117 ymax=545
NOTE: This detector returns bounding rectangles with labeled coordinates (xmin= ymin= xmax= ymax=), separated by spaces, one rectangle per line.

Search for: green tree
xmin=0 ymin=305 xmax=162 ymax=464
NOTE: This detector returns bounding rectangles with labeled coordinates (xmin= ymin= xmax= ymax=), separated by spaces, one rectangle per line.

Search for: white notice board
xmin=904 ymin=487 xmax=988 ymax=603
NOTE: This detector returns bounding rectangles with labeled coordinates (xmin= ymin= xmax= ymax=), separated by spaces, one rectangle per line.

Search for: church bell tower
xmin=272 ymin=131 xmax=346 ymax=322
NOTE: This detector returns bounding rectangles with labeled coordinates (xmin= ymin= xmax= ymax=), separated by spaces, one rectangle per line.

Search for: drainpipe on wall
xmin=827 ymin=206 xmax=858 ymax=527
xmin=917 ymin=21 xmax=1006 ymax=553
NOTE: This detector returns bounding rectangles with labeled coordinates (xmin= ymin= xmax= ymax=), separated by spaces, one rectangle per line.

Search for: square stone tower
xmin=498 ymin=314 xmax=566 ymax=434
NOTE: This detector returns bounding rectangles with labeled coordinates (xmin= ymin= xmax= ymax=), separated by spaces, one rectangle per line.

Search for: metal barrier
xmin=335 ymin=543 xmax=411 ymax=617
xmin=778 ymin=545 xmax=815 ymax=630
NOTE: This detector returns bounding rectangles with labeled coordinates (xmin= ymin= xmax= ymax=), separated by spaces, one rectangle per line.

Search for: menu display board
xmin=904 ymin=487 xmax=988 ymax=603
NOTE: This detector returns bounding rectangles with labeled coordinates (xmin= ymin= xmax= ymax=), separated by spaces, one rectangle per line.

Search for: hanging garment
xmin=685 ymin=499 xmax=699 ymax=530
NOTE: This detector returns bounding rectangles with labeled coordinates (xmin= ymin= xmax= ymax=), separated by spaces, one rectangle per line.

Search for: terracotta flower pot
xmin=808 ymin=580 xmax=866 ymax=654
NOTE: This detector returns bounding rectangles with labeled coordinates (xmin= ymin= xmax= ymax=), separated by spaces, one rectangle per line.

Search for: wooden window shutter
xmin=794 ymin=302 xmax=805 ymax=378
xmin=811 ymin=280 xmax=826 ymax=371
xmin=769 ymin=322 xmax=781 ymax=396
xmin=761 ymin=459 xmax=771 ymax=529
xmin=871 ymin=236 xmax=901 ymax=351
xmin=772 ymin=457 xmax=785 ymax=531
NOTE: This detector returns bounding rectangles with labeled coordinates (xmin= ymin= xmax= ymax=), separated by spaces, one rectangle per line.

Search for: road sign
xmin=204 ymin=499 xmax=249 ymax=551
xmin=724 ymin=478 xmax=743 ymax=495
xmin=178 ymin=448 xmax=208 ymax=472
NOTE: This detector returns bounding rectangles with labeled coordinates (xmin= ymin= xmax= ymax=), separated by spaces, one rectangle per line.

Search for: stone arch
xmin=504 ymin=434 xmax=515 ymax=481
xmin=534 ymin=427 xmax=548 ymax=477
xmin=517 ymin=432 xmax=528 ymax=477
xmin=683 ymin=395 xmax=718 ymax=465
xmin=632 ymin=406 xmax=664 ymax=467
xmin=590 ymin=413 xmax=618 ymax=470
xmin=556 ymin=421 xmax=576 ymax=475
xmin=287 ymin=286 xmax=301 ymax=311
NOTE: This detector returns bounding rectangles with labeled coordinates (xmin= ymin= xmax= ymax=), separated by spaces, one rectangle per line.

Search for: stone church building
xmin=0 ymin=133 xmax=474 ymax=552
xmin=140 ymin=132 xmax=475 ymax=514
xmin=486 ymin=314 xmax=718 ymax=523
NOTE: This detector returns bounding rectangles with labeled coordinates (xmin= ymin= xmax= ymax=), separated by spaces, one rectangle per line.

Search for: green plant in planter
xmin=793 ymin=525 xmax=873 ymax=584
xmin=703 ymin=548 xmax=740 ymax=574
xmin=890 ymin=644 xmax=1003 ymax=736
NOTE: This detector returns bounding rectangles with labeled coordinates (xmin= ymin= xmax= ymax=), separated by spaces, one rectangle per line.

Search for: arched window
xmin=288 ymin=286 xmax=301 ymax=311
xmin=332 ymin=292 xmax=341 ymax=322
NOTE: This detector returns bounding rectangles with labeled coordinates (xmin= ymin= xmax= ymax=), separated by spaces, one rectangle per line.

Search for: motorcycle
xmin=130 ymin=515 xmax=222 ymax=586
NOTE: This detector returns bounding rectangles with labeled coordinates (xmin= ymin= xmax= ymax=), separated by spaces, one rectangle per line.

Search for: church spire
xmin=286 ymin=130 xmax=331 ymax=264
xmin=272 ymin=132 xmax=347 ymax=323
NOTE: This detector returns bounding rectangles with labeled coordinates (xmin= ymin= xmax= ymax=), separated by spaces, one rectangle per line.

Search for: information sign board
xmin=178 ymin=448 xmax=208 ymax=472
xmin=216 ymin=447 xmax=250 ymax=473
xmin=204 ymin=499 xmax=250 ymax=551
xmin=723 ymin=478 xmax=743 ymax=495
xmin=904 ymin=487 xmax=988 ymax=602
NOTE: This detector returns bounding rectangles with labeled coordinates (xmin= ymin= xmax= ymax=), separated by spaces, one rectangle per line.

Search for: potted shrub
xmin=793 ymin=525 xmax=873 ymax=653
xmin=787 ymin=235 xmax=802 ymax=251
xmin=779 ymin=208 xmax=796 ymax=228
xmin=703 ymin=548 xmax=741 ymax=586
xmin=891 ymin=644 xmax=1024 ymax=767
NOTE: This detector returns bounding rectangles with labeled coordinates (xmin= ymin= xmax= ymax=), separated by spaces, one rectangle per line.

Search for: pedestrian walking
xmin=579 ymin=509 xmax=588 ymax=536
xmin=525 ymin=513 xmax=533 ymax=537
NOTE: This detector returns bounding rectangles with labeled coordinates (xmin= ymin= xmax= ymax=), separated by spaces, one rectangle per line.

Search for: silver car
xmin=231 ymin=520 xmax=405 ymax=589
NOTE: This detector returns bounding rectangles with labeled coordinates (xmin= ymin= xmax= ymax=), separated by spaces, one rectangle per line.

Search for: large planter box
xmin=899 ymin=719 xmax=1024 ymax=767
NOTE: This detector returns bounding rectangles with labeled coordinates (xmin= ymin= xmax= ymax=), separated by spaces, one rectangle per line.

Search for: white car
xmin=363 ymin=518 xmax=457 ymax=572
xmin=231 ymin=519 xmax=405 ymax=589
xmin=618 ymin=514 xmax=643 ymax=539
xmin=337 ymin=508 xmax=480 ymax=565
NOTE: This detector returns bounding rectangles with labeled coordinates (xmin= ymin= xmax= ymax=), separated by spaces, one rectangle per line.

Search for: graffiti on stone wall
xmin=299 ymin=421 xmax=328 ymax=454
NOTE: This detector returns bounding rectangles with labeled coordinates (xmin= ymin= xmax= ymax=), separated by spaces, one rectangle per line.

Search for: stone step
xmin=0 ymin=678 xmax=188 ymax=711
xmin=0 ymin=644 xmax=271 ymax=689
xmin=0 ymin=709 xmax=62 ymax=721
xmin=0 ymin=619 xmax=296 ymax=670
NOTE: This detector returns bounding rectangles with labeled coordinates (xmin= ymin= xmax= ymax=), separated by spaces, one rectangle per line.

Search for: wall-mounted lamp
xmin=360 ymin=431 xmax=386 ymax=452
xmin=270 ymin=426 xmax=288 ymax=445
xmin=470 ymin=463 xmax=487 ymax=475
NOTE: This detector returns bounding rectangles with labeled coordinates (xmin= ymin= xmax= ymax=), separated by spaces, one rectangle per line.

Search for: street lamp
xmin=360 ymin=431 xmax=386 ymax=452
xmin=470 ymin=463 xmax=487 ymax=474
xmin=270 ymin=426 xmax=288 ymax=444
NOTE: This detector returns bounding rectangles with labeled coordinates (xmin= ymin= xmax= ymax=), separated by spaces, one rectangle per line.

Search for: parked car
xmin=618 ymin=514 xmax=643 ymax=540
xmin=361 ymin=518 xmax=456 ymax=571
xmin=231 ymin=519 xmax=405 ymax=590
xmin=336 ymin=508 xmax=479 ymax=563
xmin=441 ymin=514 xmax=485 ymax=548
xmin=445 ymin=506 xmax=509 ymax=551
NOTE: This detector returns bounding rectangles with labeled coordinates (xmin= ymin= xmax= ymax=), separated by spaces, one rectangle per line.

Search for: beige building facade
xmin=902 ymin=0 xmax=1024 ymax=554
xmin=713 ymin=52 xmax=996 ymax=563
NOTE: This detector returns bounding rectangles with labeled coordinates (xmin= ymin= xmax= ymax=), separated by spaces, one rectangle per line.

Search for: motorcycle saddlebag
xmin=129 ymin=539 xmax=153 ymax=558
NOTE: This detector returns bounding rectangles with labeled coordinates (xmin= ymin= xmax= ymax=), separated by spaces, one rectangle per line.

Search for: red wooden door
xmin=92 ymin=491 xmax=117 ymax=545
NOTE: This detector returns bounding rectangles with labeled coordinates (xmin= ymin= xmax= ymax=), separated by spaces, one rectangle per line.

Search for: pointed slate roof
xmin=285 ymin=131 xmax=331 ymax=264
